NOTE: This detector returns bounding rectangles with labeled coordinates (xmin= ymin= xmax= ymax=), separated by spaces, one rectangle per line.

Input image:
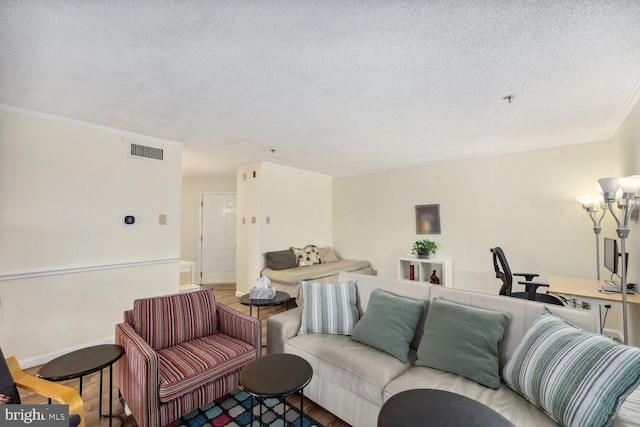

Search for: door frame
xmin=199 ymin=191 xmax=237 ymax=285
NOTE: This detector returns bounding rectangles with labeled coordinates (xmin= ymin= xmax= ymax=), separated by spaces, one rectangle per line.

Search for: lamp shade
xmin=620 ymin=175 xmax=640 ymax=195
xmin=598 ymin=177 xmax=620 ymax=200
xmin=577 ymin=195 xmax=596 ymax=209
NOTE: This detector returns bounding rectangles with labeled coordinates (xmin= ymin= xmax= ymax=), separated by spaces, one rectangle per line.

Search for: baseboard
xmin=20 ymin=336 xmax=115 ymax=369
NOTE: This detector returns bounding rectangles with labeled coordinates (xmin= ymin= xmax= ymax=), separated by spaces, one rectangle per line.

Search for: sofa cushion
xmin=351 ymin=289 xmax=425 ymax=362
xmin=265 ymin=250 xmax=298 ymax=270
xmin=502 ymin=307 xmax=640 ymax=427
xmin=298 ymin=280 xmax=359 ymax=335
xmin=157 ymin=333 xmax=256 ymax=402
xmin=285 ymin=333 xmax=413 ymax=406
xmin=415 ymin=297 xmax=509 ymax=389
xmin=133 ymin=288 xmax=217 ymax=350
xmin=291 ymin=245 xmax=321 ymax=266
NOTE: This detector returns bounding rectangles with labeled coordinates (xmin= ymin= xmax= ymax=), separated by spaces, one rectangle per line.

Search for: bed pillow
xmin=317 ymin=247 xmax=339 ymax=263
xmin=503 ymin=307 xmax=640 ymax=427
xmin=265 ymin=250 xmax=298 ymax=270
xmin=298 ymin=280 xmax=359 ymax=335
xmin=351 ymin=289 xmax=425 ymax=362
xmin=291 ymin=245 xmax=321 ymax=266
xmin=415 ymin=297 xmax=509 ymax=389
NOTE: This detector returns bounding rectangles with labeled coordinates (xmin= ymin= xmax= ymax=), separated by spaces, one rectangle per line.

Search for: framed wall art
xmin=415 ymin=204 xmax=441 ymax=234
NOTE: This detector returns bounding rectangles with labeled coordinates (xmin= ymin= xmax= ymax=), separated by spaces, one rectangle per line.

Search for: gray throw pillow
xmin=415 ymin=297 xmax=509 ymax=389
xmin=351 ymin=289 xmax=425 ymax=362
xmin=265 ymin=250 xmax=298 ymax=270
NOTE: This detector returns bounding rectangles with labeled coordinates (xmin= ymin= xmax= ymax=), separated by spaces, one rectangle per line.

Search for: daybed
xmin=267 ymin=272 xmax=640 ymax=427
xmin=260 ymin=246 xmax=373 ymax=300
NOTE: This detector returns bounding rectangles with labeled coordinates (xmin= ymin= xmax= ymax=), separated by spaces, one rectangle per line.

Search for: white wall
xmin=235 ymin=162 xmax=332 ymax=294
xmin=0 ymin=108 xmax=182 ymax=365
xmin=180 ymin=175 xmax=236 ymax=282
xmin=333 ymin=140 xmax=616 ymax=293
xmin=607 ymin=97 xmax=640 ymax=343
xmin=333 ymin=98 xmax=640 ymax=344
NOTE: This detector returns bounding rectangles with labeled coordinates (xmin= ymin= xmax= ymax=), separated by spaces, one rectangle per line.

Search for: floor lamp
xmin=598 ymin=176 xmax=640 ymax=345
xmin=576 ymin=195 xmax=606 ymax=280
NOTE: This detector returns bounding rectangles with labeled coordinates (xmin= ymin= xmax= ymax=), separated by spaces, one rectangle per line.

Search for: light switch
xmin=251 ymin=217 xmax=256 ymax=224
xmin=159 ymin=214 xmax=167 ymax=225
xmin=242 ymin=217 xmax=246 ymax=224
xmin=266 ymin=216 xmax=270 ymax=224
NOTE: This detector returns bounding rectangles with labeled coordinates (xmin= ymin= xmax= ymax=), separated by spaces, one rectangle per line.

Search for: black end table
xmin=378 ymin=388 xmax=515 ymax=427
xmin=240 ymin=353 xmax=313 ymax=426
xmin=239 ymin=290 xmax=291 ymax=317
xmin=37 ymin=344 xmax=125 ymax=427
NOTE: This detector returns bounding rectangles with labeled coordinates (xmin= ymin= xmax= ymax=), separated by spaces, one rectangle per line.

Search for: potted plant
xmin=412 ymin=239 xmax=438 ymax=259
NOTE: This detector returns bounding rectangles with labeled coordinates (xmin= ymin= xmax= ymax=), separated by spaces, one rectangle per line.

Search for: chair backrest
xmin=0 ymin=347 xmax=21 ymax=404
xmin=131 ymin=288 xmax=218 ymax=350
xmin=491 ymin=247 xmax=513 ymax=296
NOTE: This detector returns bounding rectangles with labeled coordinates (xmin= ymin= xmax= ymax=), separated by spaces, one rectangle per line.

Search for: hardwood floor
xmin=20 ymin=284 xmax=351 ymax=427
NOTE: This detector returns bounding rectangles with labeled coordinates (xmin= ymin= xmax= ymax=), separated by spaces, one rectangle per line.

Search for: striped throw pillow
xmin=298 ymin=280 xmax=359 ymax=335
xmin=503 ymin=307 xmax=640 ymax=427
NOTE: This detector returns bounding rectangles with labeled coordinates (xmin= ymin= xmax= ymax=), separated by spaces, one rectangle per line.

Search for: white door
xmin=200 ymin=193 xmax=236 ymax=284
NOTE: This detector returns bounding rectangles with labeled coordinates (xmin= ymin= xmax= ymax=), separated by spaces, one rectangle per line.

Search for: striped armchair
xmin=115 ymin=288 xmax=261 ymax=427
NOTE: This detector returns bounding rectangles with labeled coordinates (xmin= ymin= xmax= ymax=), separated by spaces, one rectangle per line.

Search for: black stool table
xmin=240 ymin=353 xmax=313 ymax=426
xmin=377 ymin=388 xmax=515 ymax=427
xmin=37 ymin=344 xmax=125 ymax=427
xmin=239 ymin=290 xmax=291 ymax=317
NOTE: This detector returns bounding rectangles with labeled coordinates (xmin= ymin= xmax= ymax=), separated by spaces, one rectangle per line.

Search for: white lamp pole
xmin=598 ymin=176 xmax=640 ymax=345
xmin=577 ymin=195 xmax=606 ymax=280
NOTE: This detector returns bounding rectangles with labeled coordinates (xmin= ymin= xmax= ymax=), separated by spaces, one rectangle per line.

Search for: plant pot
xmin=417 ymin=251 xmax=430 ymax=259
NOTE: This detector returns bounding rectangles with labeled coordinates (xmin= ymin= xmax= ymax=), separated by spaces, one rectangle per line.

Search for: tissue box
xmin=249 ymin=287 xmax=275 ymax=300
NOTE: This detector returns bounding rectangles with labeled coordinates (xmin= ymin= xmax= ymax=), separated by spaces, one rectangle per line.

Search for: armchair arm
xmin=114 ymin=322 xmax=159 ymax=427
xmin=217 ymin=304 xmax=262 ymax=357
xmin=7 ymin=357 xmax=85 ymax=427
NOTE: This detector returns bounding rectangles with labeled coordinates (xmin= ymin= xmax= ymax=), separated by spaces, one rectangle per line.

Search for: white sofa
xmin=267 ymin=272 xmax=640 ymax=427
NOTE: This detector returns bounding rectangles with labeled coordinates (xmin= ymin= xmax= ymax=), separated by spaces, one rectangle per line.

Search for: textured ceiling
xmin=1 ymin=1 xmax=639 ymax=177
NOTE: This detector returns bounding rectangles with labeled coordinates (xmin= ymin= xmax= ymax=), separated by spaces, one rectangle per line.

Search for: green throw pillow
xmin=415 ymin=297 xmax=509 ymax=389
xmin=298 ymin=281 xmax=359 ymax=335
xmin=351 ymin=289 xmax=425 ymax=362
xmin=503 ymin=307 xmax=640 ymax=427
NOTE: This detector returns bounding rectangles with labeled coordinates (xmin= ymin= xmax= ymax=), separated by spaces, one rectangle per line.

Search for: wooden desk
xmin=548 ymin=275 xmax=640 ymax=334
xmin=548 ymin=275 xmax=640 ymax=305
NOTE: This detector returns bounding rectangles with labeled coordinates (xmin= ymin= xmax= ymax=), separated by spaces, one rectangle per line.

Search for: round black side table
xmin=37 ymin=344 xmax=125 ymax=427
xmin=378 ymin=388 xmax=515 ymax=427
xmin=240 ymin=353 xmax=313 ymax=426
xmin=239 ymin=290 xmax=291 ymax=317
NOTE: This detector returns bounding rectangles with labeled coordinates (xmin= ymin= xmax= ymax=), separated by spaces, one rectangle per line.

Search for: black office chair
xmin=490 ymin=247 xmax=564 ymax=305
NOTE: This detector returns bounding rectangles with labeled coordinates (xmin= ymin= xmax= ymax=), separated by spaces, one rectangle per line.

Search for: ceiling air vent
xmin=130 ymin=143 xmax=164 ymax=161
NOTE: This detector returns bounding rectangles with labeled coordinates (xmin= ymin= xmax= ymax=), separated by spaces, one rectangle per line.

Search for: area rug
xmin=166 ymin=389 xmax=324 ymax=427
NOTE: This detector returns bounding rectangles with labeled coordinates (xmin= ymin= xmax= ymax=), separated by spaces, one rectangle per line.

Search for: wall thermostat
xmin=124 ymin=215 xmax=136 ymax=225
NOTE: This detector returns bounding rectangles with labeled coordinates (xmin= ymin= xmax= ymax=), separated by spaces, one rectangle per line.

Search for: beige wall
xmin=333 ymin=99 xmax=640 ymax=344
xmin=606 ymin=97 xmax=640 ymax=343
xmin=180 ymin=175 xmax=236 ymax=282
xmin=333 ymin=140 xmax=617 ymax=291
xmin=235 ymin=162 xmax=332 ymax=294
xmin=0 ymin=108 xmax=182 ymax=366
